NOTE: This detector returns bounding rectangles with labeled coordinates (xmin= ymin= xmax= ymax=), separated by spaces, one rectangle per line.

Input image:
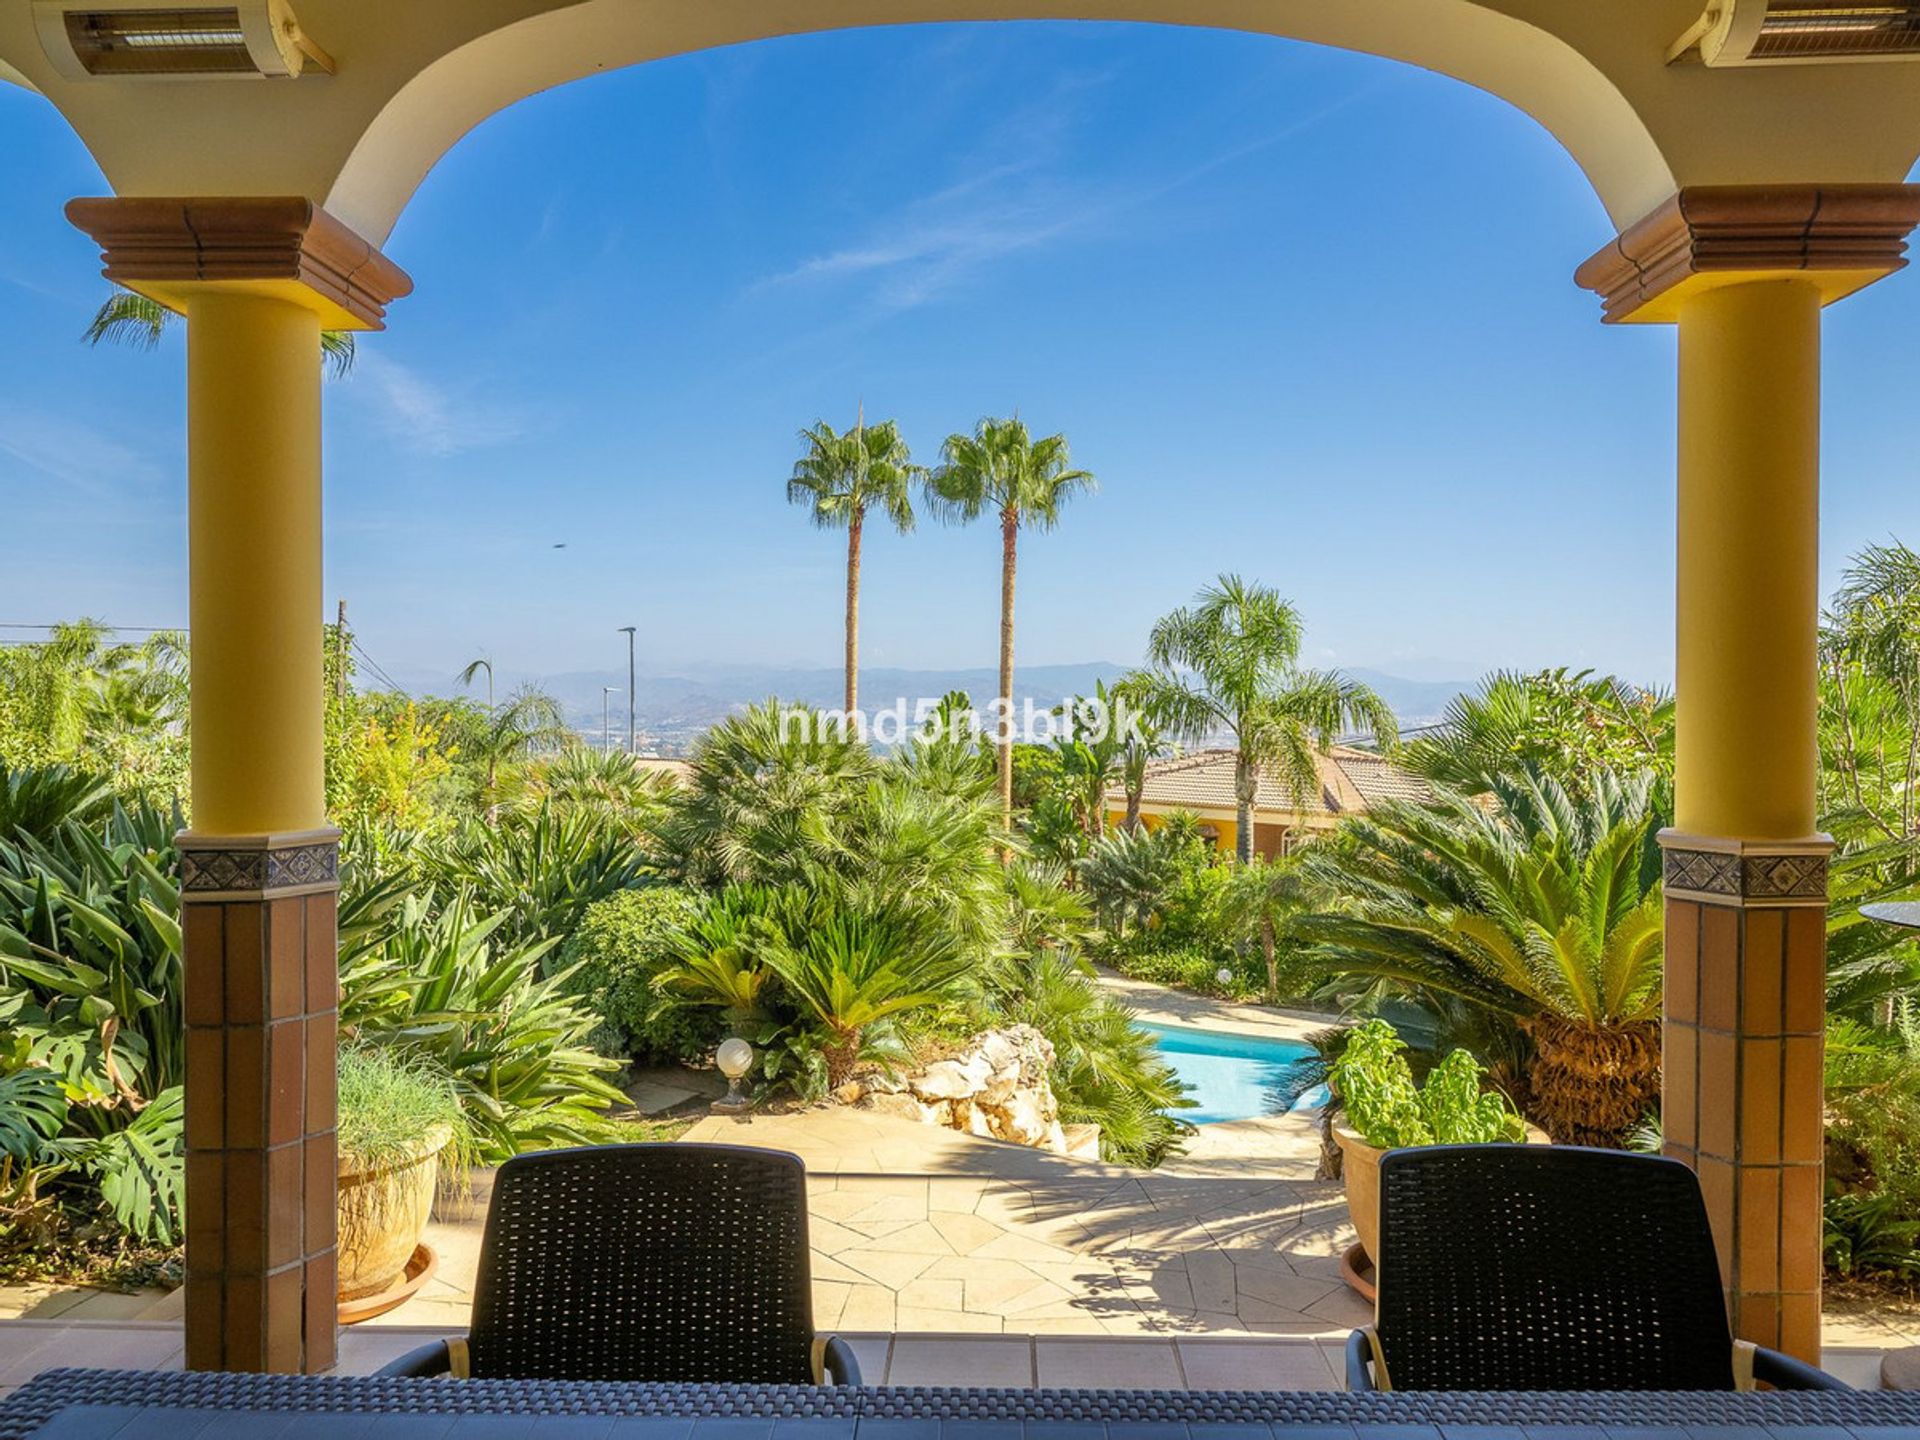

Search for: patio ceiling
xmin=1 ymin=1 xmax=1920 ymax=244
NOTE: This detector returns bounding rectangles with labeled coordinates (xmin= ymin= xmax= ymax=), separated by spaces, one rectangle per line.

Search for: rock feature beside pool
xmin=843 ymin=1025 xmax=1097 ymax=1156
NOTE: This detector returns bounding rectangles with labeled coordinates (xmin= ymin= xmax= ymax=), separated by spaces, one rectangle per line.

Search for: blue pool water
xmin=1139 ymin=1022 xmax=1319 ymax=1125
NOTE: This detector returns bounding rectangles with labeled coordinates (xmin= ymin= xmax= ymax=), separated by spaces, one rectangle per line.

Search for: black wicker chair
xmin=378 ymin=1143 xmax=860 ymax=1384
xmin=1345 ymin=1145 xmax=1845 ymax=1393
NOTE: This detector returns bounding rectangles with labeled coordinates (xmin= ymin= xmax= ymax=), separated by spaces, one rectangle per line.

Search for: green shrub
xmin=557 ymin=887 xmax=715 ymax=1061
xmin=0 ymin=791 xmax=187 ymax=1252
xmin=422 ymin=803 xmax=648 ymax=951
xmin=1328 ymin=1019 xmax=1521 ymax=1148
xmin=1105 ymin=938 xmax=1257 ymax=1000
xmin=1825 ymin=1188 xmax=1920 ymax=1278
xmin=338 ymin=886 xmax=629 ymax=1162
xmin=995 ymin=950 xmax=1193 ymax=1167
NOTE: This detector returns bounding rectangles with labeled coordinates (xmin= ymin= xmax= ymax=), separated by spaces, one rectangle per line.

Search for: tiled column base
xmin=1660 ymin=830 xmax=1830 ymax=1362
xmin=179 ymin=829 xmax=341 ymax=1373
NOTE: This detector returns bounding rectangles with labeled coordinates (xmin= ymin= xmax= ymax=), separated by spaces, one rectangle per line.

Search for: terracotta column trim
xmin=1657 ymin=829 xmax=1834 ymax=910
xmin=65 ymin=196 xmax=412 ymax=330
xmin=181 ymin=828 xmax=340 ymax=1373
xmin=1575 ymin=185 xmax=1920 ymax=323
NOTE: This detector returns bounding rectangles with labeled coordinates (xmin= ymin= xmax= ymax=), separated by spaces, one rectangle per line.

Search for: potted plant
xmin=1327 ymin=1018 xmax=1523 ymax=1295
xmin=335 ymin=1045 xmax=465 ymax=1322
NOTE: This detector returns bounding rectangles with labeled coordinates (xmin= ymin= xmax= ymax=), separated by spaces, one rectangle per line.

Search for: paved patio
xmin=3 ymin=986 xmax=1916 ymax=1382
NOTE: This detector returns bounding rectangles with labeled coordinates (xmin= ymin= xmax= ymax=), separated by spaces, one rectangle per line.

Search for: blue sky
xmin=3 ymin=21 xmax=1918 ymax=690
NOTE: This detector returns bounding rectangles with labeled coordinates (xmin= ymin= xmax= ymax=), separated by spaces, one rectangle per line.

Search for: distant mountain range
xmin=394 ymin=661 xmax=1473 ymax=754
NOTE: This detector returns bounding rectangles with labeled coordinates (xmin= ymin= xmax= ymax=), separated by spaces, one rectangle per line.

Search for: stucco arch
xmin=326 ymin=0 xmax=1672 ymax=245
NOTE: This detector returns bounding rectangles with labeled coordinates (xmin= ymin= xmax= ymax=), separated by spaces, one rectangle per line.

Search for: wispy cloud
xmin=757 ymin=191 xmax=1101 ymax=310
xmin=749 ymin=71 xmax=1391 ymax=314
xmin=345 ymin=352 xmax=535 ymax=457
xmin=0 ymin=406 xmax=163 ymax=499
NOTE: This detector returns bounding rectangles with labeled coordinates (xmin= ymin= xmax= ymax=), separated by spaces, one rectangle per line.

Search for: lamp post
xmin=602 ymin=686 xmax=618 ymax=754
xmin=617 ymin=625 xmax=637 ymax=754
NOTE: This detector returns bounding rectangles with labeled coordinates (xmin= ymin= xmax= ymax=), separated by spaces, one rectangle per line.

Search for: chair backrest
xmin=1373 ymin=1144 xmax=1736 ymax=1391
xmin=467 ymin=1143 xmax=817 ymax=1382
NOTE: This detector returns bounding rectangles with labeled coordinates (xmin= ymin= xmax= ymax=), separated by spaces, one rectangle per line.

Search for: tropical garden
xmin=9 ymin=333 xmax=1920 ymax=1301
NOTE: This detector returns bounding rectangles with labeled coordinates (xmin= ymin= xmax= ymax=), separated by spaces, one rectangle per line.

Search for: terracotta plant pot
xmin=1333 ymin=1122 xmax=1383 ymax=1267
xmin=336 ymin=1124 xmax=451 ymax=1302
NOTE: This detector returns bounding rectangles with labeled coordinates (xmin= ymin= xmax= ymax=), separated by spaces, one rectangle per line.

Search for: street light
xmin=617 ymin=626 xmax=637 ymax=754
xmin=602 ymin=686 xmax=618 ymax=754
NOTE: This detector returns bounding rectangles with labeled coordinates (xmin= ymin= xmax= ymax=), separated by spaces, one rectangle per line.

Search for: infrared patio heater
xmin=1669 ymin=0 xmax=1920 ymax=63
xmin=33 ymin=0 xmax=332 ymax=79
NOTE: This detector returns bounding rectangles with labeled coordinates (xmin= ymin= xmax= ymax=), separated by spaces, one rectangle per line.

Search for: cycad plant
xmin=655 ymin=885 xmax=781 ymax=1025
xmin=1299 ymin=768 xmax=1666 ymax=1146
xmin=763 ymin=900 xmax=971 ymax=1089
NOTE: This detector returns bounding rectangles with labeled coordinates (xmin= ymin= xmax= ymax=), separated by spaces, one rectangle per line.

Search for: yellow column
xmin=1674 ymin=279 xmax=1821 ymax=841
xmin=185 ymin=290 xmax=327 ymax=835
xmin=65 ymin=197 xmax=411 ymax=1376
xmin=1578 ymin=184 xmax=1920 ymax=1370
xmin=1668 ymin=278 xmax=1829 ymax=1362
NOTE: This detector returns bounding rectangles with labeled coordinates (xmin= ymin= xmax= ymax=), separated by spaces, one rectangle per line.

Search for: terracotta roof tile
xmin=1106 ymin=746 xmax=1426 ymax=819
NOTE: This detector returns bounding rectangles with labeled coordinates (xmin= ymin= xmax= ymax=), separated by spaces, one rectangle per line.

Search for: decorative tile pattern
xmin=180 ymin=842 xmax=337 ymax=897
xmin=1743 ymin=852 xmax=1829 ymax=901
xmin=1664 ymin=847 xmax=1741 ymax=897
xmin=1661 ymin=844 xmax=1828 ymax=905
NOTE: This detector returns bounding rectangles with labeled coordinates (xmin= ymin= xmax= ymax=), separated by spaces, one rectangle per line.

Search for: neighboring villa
xmin=1104 ymin=746 xmax=1428 ymax=858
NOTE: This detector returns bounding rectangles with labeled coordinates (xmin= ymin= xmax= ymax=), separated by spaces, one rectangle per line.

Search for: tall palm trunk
xmin=1125 ymin=788 xmax=1143 ymax=832
xmin=997 ymin=507 xmax=1018 ymax=837
xmin=1233 ymin=751 xmax=1256 ymax=864
xmin=844 ymin=507 xmax=863 ymax=714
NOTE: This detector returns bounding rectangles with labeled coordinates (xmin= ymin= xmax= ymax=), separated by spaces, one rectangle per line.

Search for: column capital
xmin=1657 ymin=828 xmax=1833 ymax=908
xmin=65 ymin=196 xmax=412 ymax=331
xmin=1575 ymin=184 xmax=1920 ymax=323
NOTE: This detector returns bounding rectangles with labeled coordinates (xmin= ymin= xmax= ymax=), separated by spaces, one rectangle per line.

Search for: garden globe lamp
xmin=1216 ymin=967 xmax=1234 ymax=989
xmin=712 ymin=1037 xmax=754 ymax=1116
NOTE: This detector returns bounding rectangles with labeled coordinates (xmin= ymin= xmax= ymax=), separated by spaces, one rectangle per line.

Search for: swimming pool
xmin=1138 ymin=1022 xmax=1321 ymax=1125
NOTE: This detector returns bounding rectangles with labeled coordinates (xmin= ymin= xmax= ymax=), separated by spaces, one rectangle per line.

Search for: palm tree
xmin=84 ymin=288 xmax=357 ymax=377
xmin=786 ymin=414 xmax=920 ymax=714
xmin=1130 ymin=574 xmax=1397 ymax=864
xmin=456 ymin=663 xmax=569 ymax=811
xmin=1052 ymin=679 xmax=1127 ymax=840
xmin=1111 ymin=675 xmax=1167 ymax=833
xmin=650 ymin=700 xmax=880 ymax=888
xmin=1226 ymin=856 xmax=1313 ymax=1003
xmin=1298 ymin=768 xmax=1667 ymax=1147
xmin=926 ymin=417 xmax=1095 ymax=829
